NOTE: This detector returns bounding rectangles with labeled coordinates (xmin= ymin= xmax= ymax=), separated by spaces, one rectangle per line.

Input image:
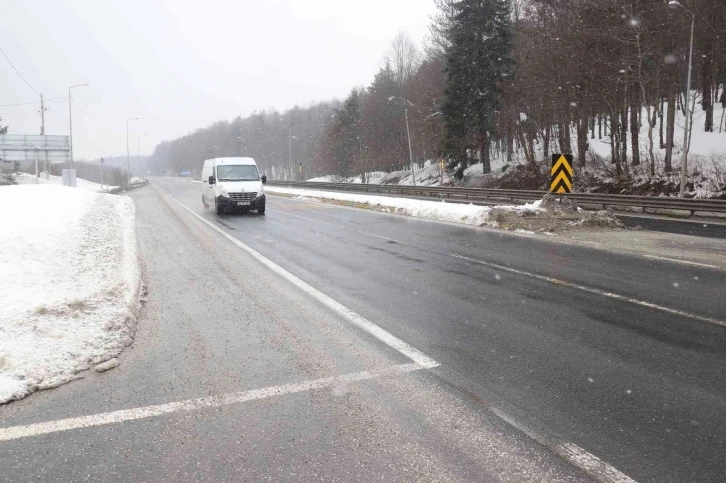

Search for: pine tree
xmin=442 ymin=0 xmax=513 ymax=178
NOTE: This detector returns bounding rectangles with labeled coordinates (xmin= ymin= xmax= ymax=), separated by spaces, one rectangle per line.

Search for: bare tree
xmin=387 ymin=31 xmax=420 ymax=93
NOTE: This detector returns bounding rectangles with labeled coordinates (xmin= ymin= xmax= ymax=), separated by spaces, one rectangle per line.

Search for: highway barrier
xmin=268 ymin=180 xmax=726 ymax=218
xmin=109 ymin=179 xmax=149 ymax=194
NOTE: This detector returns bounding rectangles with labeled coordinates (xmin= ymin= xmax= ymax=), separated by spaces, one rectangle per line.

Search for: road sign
xmin=550 ymin=154 xmax=573 ymax=194
xmin=0 ymin=134 xmax=70 ymax=163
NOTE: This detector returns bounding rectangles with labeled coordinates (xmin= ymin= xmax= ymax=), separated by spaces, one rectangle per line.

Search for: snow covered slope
xmin=0 ymin=185 xmax=141 ymax=403
xmin=11 ymin=172 xmax=118 ymax=192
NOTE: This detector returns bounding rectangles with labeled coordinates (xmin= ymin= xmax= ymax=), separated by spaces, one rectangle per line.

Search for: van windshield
xmin=216 ymin=165 xmax=259 ymax=181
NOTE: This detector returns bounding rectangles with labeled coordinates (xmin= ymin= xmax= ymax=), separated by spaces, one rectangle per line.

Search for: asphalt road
xmin=616 ymin=214 xmax=726 ymax=239
xmin=2 ymin=177 xmax=725 ymax=482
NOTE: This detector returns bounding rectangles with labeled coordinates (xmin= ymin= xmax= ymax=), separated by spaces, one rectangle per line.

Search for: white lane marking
xmin=492 ymin=409 xmax=637 ymax=483
xmin=642 ymin=255 xmax=720 ymax=270
xmin=451 ymin=253 xmax=726 ymax=328
xmin=559 ymin=444 xmax=638 ymax=483
xmin=271 ymin=208 xmax=403 ymax=244
xmin=0 ymin=363 xmax=423 ymax=442
xmin=158 ymin=187 xmax=439 ymax=368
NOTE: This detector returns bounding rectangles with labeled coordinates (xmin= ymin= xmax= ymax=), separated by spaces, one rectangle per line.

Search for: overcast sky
xmin=1 ymin=0 xmax=436 ymax=160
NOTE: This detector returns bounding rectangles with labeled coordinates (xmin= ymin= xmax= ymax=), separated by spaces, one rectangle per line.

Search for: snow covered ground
xmin=267 ymin=186 xmax=542 ymax=228
xmin=309 ymin=162 xmax=453 ymax=186
xmin=307 ymin=96 xmax=726 ymax=196
xmin=0 ymin=185 xmax=141 ymax=403
xmin=11 ymin=172 xmax=118 ymax=192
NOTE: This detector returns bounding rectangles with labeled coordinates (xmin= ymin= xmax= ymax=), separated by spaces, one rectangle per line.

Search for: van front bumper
xmin=216 ymin=194 xmax=265 ymax=210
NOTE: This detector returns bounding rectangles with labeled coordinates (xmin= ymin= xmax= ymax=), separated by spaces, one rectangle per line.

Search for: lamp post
xmin=388 ymin=96 xmax=416 ymax=186
xmin=68 ymin=83 xmax=89 ymax=170
xmin=668 ymin=0 xmax=695 ymax=198
xmin=126 ymin=117 xmax=139 ymax=184
xmin=137 ymin=134 xmax=147 ymax=180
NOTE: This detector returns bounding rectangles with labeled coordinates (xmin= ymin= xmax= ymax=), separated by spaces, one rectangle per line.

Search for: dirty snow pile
xmin=268 ymin=187 xmax=623 ymax=232
xmin=489 ymin=194 xmax=624 ymax=233
xmin=266 ymin=186 xmax=543 ymax=227
xmin=11 ymin=172 xmax=117 ymax=192
xmin=0 ymin=185 xmax=141 ymax=403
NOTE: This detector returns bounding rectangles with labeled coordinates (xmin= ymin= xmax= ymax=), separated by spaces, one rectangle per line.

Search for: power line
xmin=0 ymin=47 xmax=40 ymax=96
xmin=0 ymin=97 xmax=67 ymax=108
xmin=0 ymin=100 xmax=41 ymax=107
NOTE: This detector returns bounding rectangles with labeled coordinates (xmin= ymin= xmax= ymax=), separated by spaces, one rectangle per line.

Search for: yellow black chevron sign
xmin=550 ymin=154 xmax=573 ymax=194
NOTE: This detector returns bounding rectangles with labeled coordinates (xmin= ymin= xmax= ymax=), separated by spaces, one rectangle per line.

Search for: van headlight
xmin=256 ymin=187 xmax=264 ymax=198
xmin=218 ymin=186 xmax=229 ymax=198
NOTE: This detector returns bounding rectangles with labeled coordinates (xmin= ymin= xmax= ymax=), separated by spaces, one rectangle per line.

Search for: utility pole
xmin=668 ymin=0 xmax=696 ymax=198
xmin=388 ymin=96 xmax=416 ymax=186
xmin=40 ymin=94 xmax=46 ymax=135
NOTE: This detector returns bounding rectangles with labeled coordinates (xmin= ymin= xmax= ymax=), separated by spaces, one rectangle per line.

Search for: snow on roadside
xmin=0 ymin=185 xmax=141 ymax=403
xmin=267 ymin=186 xmax=542 ymax=227
xmin=11 ymin=172 xmax=118 ymax=192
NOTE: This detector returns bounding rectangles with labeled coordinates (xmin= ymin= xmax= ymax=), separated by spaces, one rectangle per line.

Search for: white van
xmin=201 ymin=157 xmax=267 ymax=214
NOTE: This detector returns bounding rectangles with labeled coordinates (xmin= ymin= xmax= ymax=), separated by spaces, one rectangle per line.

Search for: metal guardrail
xmin=268 ymin=181 xmax=726 ymax=217
xmin=109 ymin=179 xmax=149 ymax=194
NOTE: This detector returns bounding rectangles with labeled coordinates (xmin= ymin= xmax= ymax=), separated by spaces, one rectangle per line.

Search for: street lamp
xmin=68 ymin=83 xmax=89 ymax=170
xmin=137 ymin=134 xmax=147 ymax=180
xmin=669 ymin=0 xmax=695 ymax=198
xmin=388 ymin=96 xmax=416 ymax=186
xmin=126 ymin=117 xmax=139 ymax=184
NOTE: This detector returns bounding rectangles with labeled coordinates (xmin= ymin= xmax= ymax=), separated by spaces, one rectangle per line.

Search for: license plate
xmin=237 ymin=201 xmax=250 ymax=206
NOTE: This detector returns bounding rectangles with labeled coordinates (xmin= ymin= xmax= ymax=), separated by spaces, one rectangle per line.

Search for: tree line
xmin=150 ymin=0 xmax=726 ymax=182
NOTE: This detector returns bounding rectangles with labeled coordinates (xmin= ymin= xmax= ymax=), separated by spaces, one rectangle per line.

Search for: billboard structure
xmin=0 ymin=134 xmax=72 ymax=185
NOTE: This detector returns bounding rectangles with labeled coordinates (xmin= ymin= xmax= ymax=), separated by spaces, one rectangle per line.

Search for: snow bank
xmin=267 ymin=186 xmax=543 ymax=227
xmin=11 ymin=172 xmax=118 ymax=192
xmin=0 ymin=185 xmax=141 ymax=403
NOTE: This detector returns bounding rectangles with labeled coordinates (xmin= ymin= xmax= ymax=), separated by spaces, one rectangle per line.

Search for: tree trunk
xmin=543 ymin=123 xmax=551 ymax=161
xmin=598 ymin=114 xmax=602 ymax=140
xmin=630 ymin=86 xmax=640 ymax=166
xmin=620 ymin=89 xmax=628 ymax=165
xmin=577 ymin=115 xmax=588 ymax=168
xmin=481 ymin=130 xmax=491 ymax=174
xmin=659 ymin=95 xmax=665 ymax=149
xmin=665 ymin=82 xmax=676 ymax=173
xmin=702 ymin=39 xmax=714 ymax=132
xmin=506 ymin=125 xmax=514 ymax=163
xmin=611 ymin=113 xmax=619 ymax=165
xmin=557 ymin=121 xmax=566 ymax=154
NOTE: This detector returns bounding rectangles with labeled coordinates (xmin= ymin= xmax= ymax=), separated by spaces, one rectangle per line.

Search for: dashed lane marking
xmin=451 ymin=253 xmax=726 ymax=328
xmin=0 ymin=364 xmax=423 ymax=442
xmin=642 ymin=254 xmax=720 ymax=270
xmin=491 ymin=408 xmax=637 ymax=483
